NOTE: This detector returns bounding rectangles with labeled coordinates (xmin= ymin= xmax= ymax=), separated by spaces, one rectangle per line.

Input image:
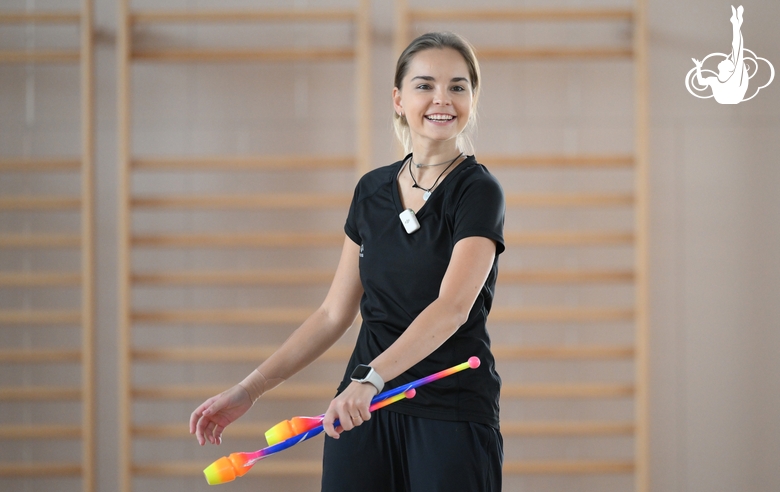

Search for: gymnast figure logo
xmin=685 ymin=5 xmax=774 ymax=104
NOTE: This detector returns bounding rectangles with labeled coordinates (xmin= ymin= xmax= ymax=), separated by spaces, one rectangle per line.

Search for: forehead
xmin=405 ymin=48 xmax=470 ymax=81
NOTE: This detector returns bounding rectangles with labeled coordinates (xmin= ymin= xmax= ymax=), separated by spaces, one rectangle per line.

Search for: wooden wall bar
xmin=0 ymin=1 xmax=95 ymax=491
xmin=116 ymin=2 xmax=371 ymax=491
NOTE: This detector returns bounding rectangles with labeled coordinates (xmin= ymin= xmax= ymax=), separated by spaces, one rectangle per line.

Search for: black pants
xmin=321 ymin=410 xmax=503 ymax=492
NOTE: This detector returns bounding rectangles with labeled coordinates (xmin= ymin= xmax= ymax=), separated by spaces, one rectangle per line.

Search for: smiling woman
xmin=190 ymin=31 xmax=505 ymax=492
xmin=392 ymin=32 xmax=481 ymax=157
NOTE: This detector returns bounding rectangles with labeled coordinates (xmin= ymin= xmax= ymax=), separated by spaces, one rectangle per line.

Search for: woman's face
xmin=393 ymin=48 xmax=474 ymax=150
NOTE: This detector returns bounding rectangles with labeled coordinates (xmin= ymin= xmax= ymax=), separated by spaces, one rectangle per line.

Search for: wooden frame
xmin=117 ymin=2 xmax=371 ymax=490
xmin=0 ymin=2 xmax=94 ymax=491
xmin=396 ymin=1 xmax=649 ymax=489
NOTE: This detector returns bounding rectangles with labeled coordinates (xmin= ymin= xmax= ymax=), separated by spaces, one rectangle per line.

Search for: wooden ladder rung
xmin=504 ymin=231 xmax=634 ymax=246
xmin=481 ymin=154 xmax=634 ymax=168
xmin=0 ymin=196 xmax=81 ymax=211
xmin=504 ymin=193 xmax=633 ymax=207
xmin=132 ymin=269 xmax=333 ymax=286
xmin=0 ymin=349 xmax=81 ymax=363
xmin=501 ymin=420 xmax=635 ymax=436
xmin=0 ymin=310 xmax=81 ymax=325
xmin=502 ymin=383 xmax=634 ymax=399
xmin=132 ymin=345 xmax=352 ymax=362
xmin=0 ymin=386 xmax=82 ymax=401
xmin=503 ymin=460 xmax=634 ymax=474
xmin=131 ymin=9 xmax=356 ymax=24
xmin=0 ymin=158 xmax=81 ymax=172
xmin=0 ymin=234 xmax=81 ymax=248
xmin=133 ymin=422 xmax=266 ymax=439
xmin=410 ymin=8 xmax=633 ymax=22
xmin=131 ymin=307 xmax=312 ymax=325
xmin=0 ymin=424 xmax=82 ymax=439
xmin=0 ymin=272 xmax=81 ymax=287
xmin=133 ymin=383 xmax=334 ymax=400
xmin=131 ymin=48 xmax=355 ymax=63
xmin=477 ymin=47 xmax=633 ymax=60
xmin=0 ymin=12 xmax=82 ymax=24
xmin=493 ymin=345 xmax=634 ymax=360
xmin=131 ymin=155 xmax=356 ymax=171
xmin=490 ymin=307 xmax=634 ymax=323
xmin=131 ymin=193 xmax=350 ymax=209
xmin=133 ymin=459 xmax=321 ymax=476
xmin=131 ymin=232 xmax=343 ymax=248
xmin=0 ymin=50 xmax=81 ymax=64
xmin=0 ymin=463 xmax=82 ymax=477
xmin=498 ymin=269 xmax=634 ymax=283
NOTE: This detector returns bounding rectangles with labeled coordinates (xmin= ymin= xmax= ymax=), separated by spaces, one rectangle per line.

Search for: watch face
xmin=351 ymin=365 xmax=372 ymax=380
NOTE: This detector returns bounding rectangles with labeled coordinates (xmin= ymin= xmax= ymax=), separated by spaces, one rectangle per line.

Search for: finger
xmin=194 ymin=417 xmax=207 ymax=446
xmin=339 ymin=411 xmax=355 ymax=431
xmin=189 ymin=398 xmax=215 ymax=434
xmin=196 ymin=409 xmax=218 ymax=444
xmin=203 ymin=419 xmax=218 ymax=444
xmin=213 ymin=424 xmax=225 ymax=445
xmin=322 ymin=404 xmax=340 ymax=439
xmin=323 ymin=415 xmax=339 ymax=439
xmin=189 ymin=409 xmax=201 ymax=435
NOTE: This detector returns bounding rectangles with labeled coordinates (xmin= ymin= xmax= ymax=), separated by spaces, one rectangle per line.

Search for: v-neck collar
xmin=391 ymin=154 xmax=475 ymax=217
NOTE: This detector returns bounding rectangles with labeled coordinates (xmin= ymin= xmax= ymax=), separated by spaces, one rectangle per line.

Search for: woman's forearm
xmin=368 ymin=297 xmax=467 ymax=383
xmin=240 ymin=237 xmax=363 ymax=401
xmin=369 ymin=236 xmax=496 ymax=383
xmin=240 ymin=306 xmax=357 ymax=401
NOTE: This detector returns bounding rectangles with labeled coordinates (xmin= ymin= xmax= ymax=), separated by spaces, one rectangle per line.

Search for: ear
xmin=392 ymin=87 xmax=403 ymax=115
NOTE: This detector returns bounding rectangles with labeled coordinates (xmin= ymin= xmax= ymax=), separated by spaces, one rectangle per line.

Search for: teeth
xmin=426 ymin=115 xmax=454 ymax=121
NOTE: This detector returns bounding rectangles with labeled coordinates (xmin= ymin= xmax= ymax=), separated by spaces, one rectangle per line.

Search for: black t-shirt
xmin=337 ymin=154 xmax=505 ymax=428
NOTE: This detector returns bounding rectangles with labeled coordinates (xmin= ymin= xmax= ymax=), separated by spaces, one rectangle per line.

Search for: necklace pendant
xmin=423 ymin=191 xmax=431 ymax=201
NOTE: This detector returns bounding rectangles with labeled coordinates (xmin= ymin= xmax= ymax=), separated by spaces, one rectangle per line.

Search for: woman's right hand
xmin=189 ymin=384 xmax=254 ymax=446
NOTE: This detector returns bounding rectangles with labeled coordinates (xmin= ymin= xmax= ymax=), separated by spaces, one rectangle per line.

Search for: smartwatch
xmin=350 ymin=364 xmax=384 ymax=394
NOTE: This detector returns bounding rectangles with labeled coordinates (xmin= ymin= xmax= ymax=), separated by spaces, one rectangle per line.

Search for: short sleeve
xmin=344 ymin=181 xmax=362 ymax=245
xmin=451 ymin=172 xmax=506 ymax=255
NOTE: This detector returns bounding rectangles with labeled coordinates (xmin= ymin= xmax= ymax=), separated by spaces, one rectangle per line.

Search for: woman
xmin=190 ymin=31 xmax=505 ymax=491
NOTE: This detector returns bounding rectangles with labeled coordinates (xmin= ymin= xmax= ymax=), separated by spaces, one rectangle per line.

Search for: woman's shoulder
xmin=360 ymin=159 xmax=403 ymax=182
xmin=351 ymin=158 xmax=405 ymax=200
xmin=450 ymin=156 xmax=504 ymax=193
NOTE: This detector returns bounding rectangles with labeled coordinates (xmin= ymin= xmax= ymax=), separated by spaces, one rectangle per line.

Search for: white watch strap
xmin=353 ymin=366 xmax=384 ymax=394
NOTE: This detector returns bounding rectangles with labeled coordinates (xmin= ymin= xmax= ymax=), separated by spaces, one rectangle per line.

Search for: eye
xmin=416 ymin=83 xmax=432 ymax=90
xmin=451 ymin=85 xmax=466 ymax=92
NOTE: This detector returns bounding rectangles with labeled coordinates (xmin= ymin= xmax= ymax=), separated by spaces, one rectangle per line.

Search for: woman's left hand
xmin=322 ymin=381 xmax=378 ymax=438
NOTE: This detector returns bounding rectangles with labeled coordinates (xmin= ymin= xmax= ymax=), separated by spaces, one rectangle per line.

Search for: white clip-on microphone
xmin=399 ymin=208 xmax=420 ymax=234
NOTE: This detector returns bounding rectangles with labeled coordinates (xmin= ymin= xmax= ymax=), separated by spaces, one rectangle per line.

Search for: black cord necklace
xmin=408 ymin=152 xmax=462 ymax=201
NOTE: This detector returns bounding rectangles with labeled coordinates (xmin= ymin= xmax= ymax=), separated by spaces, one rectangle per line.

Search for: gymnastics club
xmin=203 ymin=388 xmax=414 ymax=485
xmin=264 ymin=356 xmax=481 ymax=446
xmin=203 ymin=356 xmax=481 ymax=485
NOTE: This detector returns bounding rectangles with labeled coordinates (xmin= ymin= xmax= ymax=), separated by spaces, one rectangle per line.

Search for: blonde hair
xmin=393 ymin=32 xmax=481 ymax=155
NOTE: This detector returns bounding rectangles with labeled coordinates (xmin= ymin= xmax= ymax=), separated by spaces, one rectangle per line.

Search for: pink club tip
xmin=468 ymin=357 xmax=480 ymax=369
xmin=406 ymin=388 xmax=416 ymax=398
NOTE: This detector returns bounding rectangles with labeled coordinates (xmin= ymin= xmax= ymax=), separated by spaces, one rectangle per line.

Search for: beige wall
xmin=1 ymin=0 xmax=778 ymax=491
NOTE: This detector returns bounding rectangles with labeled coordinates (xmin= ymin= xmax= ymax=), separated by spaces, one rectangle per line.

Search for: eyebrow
xmin=411 ymin=75 xmax=470 ymax=84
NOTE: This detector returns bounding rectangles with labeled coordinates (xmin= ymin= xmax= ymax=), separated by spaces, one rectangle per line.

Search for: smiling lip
xmin=425 ymin=114 xmax=456 ymax=123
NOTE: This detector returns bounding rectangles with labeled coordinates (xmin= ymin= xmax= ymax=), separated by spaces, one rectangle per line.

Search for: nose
xmin=432 ymin=86 xmax=451 ymax=106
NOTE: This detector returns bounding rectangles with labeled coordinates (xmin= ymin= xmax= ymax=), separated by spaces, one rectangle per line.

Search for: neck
xmin=410 ymin=143 xmax=462 ymax=179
